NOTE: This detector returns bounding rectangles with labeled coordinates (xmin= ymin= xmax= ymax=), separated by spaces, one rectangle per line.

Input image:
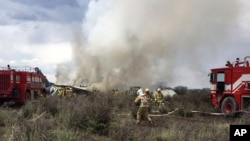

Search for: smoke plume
xmin=56 ymin=0 xmax=239 ymax=91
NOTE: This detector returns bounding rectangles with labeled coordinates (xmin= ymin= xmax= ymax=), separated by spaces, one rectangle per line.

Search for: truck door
xmin=216 ymin=72 xmax=225 ymax=95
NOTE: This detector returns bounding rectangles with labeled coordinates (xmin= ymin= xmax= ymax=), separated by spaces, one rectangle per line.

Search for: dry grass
xmin=0 ymin=89 xmax=249 ymax=141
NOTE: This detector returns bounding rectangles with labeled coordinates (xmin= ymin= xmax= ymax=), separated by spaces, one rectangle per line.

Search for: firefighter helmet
xmin=145 ymin=88 xmax=149 ymax=92
xmin=157 ymin=88 xmax=161 ymax=91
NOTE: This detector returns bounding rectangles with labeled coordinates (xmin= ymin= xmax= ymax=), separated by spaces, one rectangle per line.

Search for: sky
xmin=0 ymin=0 xmax=250 ymax=91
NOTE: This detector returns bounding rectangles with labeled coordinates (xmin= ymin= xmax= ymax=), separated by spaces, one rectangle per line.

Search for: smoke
xmin=56 ymin=0 xmax=239 ymax=91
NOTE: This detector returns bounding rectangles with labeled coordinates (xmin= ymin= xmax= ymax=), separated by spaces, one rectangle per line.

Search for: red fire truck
xmin=0 ymin=65 xmax=48 ymax=105
xmin=209 ymin=56 xmax=250 ymax=115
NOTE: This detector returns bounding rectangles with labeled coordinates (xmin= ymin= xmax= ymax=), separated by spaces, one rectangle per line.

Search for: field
xmin=0 ymin=88 xmax=249 ymax=141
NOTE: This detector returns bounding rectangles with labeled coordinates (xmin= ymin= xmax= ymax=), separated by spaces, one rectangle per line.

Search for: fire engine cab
xmin=209 ymin=56 xmax=250 ymax=116
xmin=0 ymin=65 xmax=47 ymax=105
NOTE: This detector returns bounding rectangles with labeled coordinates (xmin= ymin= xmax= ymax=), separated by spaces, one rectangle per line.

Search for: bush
xmin=61 ymin=93 xmax=114 ymax=135
xmin=169 ymin=88 xmax=214 ymax=112
xmin=0 ymin=92 xmax=114 ymax=140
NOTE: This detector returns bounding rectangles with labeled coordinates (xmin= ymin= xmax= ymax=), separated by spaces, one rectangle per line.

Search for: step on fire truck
xmin=0 ymin=65 xmax=49 ymax=105
xmin=209 ymin=56 xmax=250 ymax=116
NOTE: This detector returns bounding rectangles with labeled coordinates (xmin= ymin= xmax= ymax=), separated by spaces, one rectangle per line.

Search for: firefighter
xmin=145 ymin=88 xmax=153 ymax=113
xmin=57 ymin=88 xmax=63 ymax=97
xmin=65 ymin=87 xmax=73 ymax=98
xmin=69 ymin=87 xmax=73 ymax=96
xmin=155 ymin=88 xmax=164 ymax=110
xmin=145 ymin=88 xmax=153 ymax=100
xmin=134 ymin=90 xmax=153 ymax=125
xmin=114 ymin=89 xmax=119 ymax=96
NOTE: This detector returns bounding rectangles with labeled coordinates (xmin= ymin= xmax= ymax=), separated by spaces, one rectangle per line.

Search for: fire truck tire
xmin=221 ymin=97 xmax=237 ymax=116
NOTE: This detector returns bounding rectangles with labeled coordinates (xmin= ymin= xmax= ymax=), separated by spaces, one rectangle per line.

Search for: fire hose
xmin=116 ymin=108 xmax=250 ymax=117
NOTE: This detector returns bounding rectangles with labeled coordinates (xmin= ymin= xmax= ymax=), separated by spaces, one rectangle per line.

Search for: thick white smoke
xmin=56 ymin=0 xmax=239 ymax=91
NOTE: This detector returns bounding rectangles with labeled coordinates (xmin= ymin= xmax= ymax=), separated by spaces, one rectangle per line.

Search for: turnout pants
xmin=137 ymin=107 xmax=152 ymax=124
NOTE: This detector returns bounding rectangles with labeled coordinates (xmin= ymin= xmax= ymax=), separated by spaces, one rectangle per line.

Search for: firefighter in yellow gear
xmin=65 ymin=87 xmax=73 ymax=97
xmin=145 ymin=88 xmax=154 ymax=112
xmin=112 ymin=89 xmax=119 ymax=96
xmin=145 ymin=88 xmax=154 ymax=101
xmin=57 ymin=88 xmax=63 ymax=97
xmin=134 ymin=89 xmax=153 ymax=125
xmin=155 ymin=88 xmax=164 ymax=110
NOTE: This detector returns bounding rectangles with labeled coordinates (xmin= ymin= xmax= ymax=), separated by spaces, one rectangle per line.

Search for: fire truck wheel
xmin=221 ymin=97 xmax=237 ymax=116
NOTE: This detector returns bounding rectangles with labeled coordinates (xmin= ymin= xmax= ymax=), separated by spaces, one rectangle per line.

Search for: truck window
xmin=27 ymin=76 xmax=31 ymax=82
xmin=246 ymin=82 xmax=250 ymax=90
xmin=11 ymin=73 xmax=13 ymax=81
xmin=217 ymin=73 xmax=225 ymax=82
xmin=16 ymin=75 xmax=20 ymax=83
xmin=35 ymin=77 xmax=39 ymax=82
xmin=210 ymin=73 xmax=215 ymax=82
